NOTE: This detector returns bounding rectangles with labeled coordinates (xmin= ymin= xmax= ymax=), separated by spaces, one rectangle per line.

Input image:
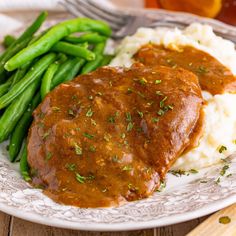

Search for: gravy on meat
xmin=27 ymin=64 xmax=203 ymax=208
xmin=134 ymin=44 xmax=236 ymax=95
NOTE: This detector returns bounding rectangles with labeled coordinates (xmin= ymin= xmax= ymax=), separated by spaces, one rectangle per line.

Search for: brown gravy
xmin=27 ymin=65 xmax=203 ymax=208
xmin=133 ymin=44 xmax=236 ymax=95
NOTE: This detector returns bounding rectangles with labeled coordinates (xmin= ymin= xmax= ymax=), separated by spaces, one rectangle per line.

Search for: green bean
xmin=81 ymin=42 xmax=106 ymax=74
xmin=100 ymin=54 xmax=114 ymax=66
xmin=5 ymin=18 xmax=111 ymax=71
xmin=10 ymin=61 xmax=32 ymax=88
xmin=0 ymin=76 xmax=13 ymax=97
xmin=3 ymin=35 xmax=16 ymax=48
xmin=0 ymin=12 xmax=47 ymax=77
xmin=0 ymin=53 xmax=56 ymax=109
xmin=20 ymin=144 xmax=31 ymax=181
xmin=0 ymin=78 xmax=41 ymax=142
xmin=51 ymin=41 xmax=95 ymax=60
xmin=64 ymin=32 xmax=106 ymax=44
xmin=9 ymin=93 xmax=41 ymax=162
xmin=51 ymin=57 xmax=85 ymax=88
xmin=40 ymin=62 xmax=59 ymax=99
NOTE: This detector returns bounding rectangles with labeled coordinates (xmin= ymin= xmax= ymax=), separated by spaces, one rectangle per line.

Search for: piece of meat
xmin=27 ymin=64 xmax=203 ymax=208
xmin=134 ymin=44 xmax=236 ymax=95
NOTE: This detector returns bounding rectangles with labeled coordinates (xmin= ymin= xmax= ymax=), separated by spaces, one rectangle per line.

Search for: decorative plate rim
xmin=0 ymin=8 xmax=236 ymax=231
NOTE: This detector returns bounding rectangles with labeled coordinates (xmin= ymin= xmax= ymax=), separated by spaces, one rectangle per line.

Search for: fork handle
xmin=187 ymin=204 xmax=236 ymax=236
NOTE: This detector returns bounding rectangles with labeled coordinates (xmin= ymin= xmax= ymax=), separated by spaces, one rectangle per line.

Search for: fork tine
xmin=60 ymin=0 xmax=85 ymax=18
xmin=75 ymin=0 xmax=125 ymax=27
xmin=64 ymin=0 xmax=122 ymax=30
xmin=85 ymin=0 xmax=127 ymax=24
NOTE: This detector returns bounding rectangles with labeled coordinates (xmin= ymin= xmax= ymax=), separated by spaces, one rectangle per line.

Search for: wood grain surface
xmin=0 ymin=211 xmax=208 ymax=236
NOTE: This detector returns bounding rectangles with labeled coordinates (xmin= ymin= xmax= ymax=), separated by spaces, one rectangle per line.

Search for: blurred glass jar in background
xmin=145 ymin=0 xmax=236 ymax=26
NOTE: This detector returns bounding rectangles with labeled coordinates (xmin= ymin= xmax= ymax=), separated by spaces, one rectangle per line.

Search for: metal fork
xmin=60 ymin=0 xmax=236 ymax=42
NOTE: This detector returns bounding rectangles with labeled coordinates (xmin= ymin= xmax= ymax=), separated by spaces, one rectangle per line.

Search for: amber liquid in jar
xmin=145 ymin=0 xmax=236 ymax=26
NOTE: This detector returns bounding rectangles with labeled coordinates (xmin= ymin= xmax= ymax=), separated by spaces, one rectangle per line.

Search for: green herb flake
xmin=137 ymin=91 xmax=145 ymax=98
xmin=196 ymin=65 xmax=208 ymax=74
xmin=169 ymin=170 xmax=187 ymax=177
xmin=75 ymin=173 xmax=86 ymax=184
xmin=160 ymin=96 xmax=167 ymax=108
xmin=42 ymin=130 xmax=51 ymax=140
xmin=137 ymin=111 xmax=143 ymax=118
xmin=200 ymin=180 xmax=208 ymax=183
xmin=122 ymin=165 xmax=133 ymax=171
xmin=96 ymin=92 xmax=103 ymax=96
xmin=86 ymin=108 xmax=93 ymax=117
xmin=91 ymin=119 xmax=97 ymax=126
xmin=189 ymin=169 xmax=198 ymax=174
xmin=88 ymin=95 xmax=93 ymax=100
xmin=74 ymin=143 xmax=82 ymax=155
xmin=66 ymin=163 xmax=76 ymax=171
xmin=156 ymin=181 xmax=166 ymax=192
xmin=157 ymin=109 xmax=165 ymax=116
xmin=127 ymin=88 xmax=133 ymax=94
xmin=152 ymin=117 xmax=159 ymax=123
xmin=68 ymin=109 xmax=75 ymax=117
xmin=121 ymin=133 xmax=126 ymax=139
xmin=112 ymin=155 xmax=120 ymax=163
xmin=45 ymin=152 xmax=52 ymax=161
xmin=139 ymin=77 xmax=147 ymax=85
xmin=220 ymin=164 xmax=229 ymax=176
xmin=219 ymin=145 xmax=227 ymax=153
xmin=104 ymin=133 xmax=112 ymax=142
xmin=219 ymin=216 xmax=231 ymax=224
xmin=108 ymin=116 xmax=115 ymax=123
xmin=126 ymin=112 xmax=132 ymax=122
xmin=83 ymin=132 xmax=94 ymax=139
xmin=52 ymin=107 xmax=60 ymax=112
xmin=155 ymin=79 xmax=162 ymax=84
xmin=89 ymin=145 xmax=96 ymax=152
xmin=127 ymin=122 xmax=134 ymax=132
xmin=156 ymin=91 xmax=163 ymax=96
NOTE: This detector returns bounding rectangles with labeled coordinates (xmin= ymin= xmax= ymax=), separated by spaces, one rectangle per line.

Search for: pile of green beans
xmin=0 ymin=11 xmax=114 ymax=181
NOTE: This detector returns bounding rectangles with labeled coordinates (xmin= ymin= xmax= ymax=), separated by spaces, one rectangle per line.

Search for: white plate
xmin=0 ymin=9 xmax=236 ymax=231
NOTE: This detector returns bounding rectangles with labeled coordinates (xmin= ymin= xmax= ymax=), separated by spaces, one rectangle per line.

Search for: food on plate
xmin=0 ymin=11 xmax=236 ymax=208
xmin=111 ymin=24 xmax=236 ymax=171
xmin=27 ymin=65 xmax=202 ymax=207
xmin=0 ymin=12 xmax=112 ymax=167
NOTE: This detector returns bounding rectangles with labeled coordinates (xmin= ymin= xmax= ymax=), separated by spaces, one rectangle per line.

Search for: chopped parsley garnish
xmin=122 ymin=165 xmax=133 ymax=171
xmin=86 ymin=108 xmax=93 ymax=117
xmin=189 ymin=169 xmax=198 ymax=174
xmin=91 ymin=119 xmax=97 ymax=126
xmin=127 ymin=88 xmax=133 ymax=94
xmin=52 ymin=107 xmax=60 ymax=112
xmin=219 ymin=216 xmax=231 ymax=224
xmin=108 ymin=115 xmax=115 ymax=123
xmin=75 ymin=173 xmax=86 ymax=183
xmin=96 ymin=92 xmax=103 ymax=96
xmin=200 ymin=180 xmax=208 ymax=183
xmin=139 ymin=77 xmax=147 ymax=85
xmin=127 ymin=122 xmax=134 ymax=132
xmin=68 ymin=109 xmax=75 ymax=117
xmin=88 ymin=95 xmax=93 ymax=100
xmin=75 ymin=173 xmax=95 ymax=184
xmin=155 ymin=79 xmax=162 ymax=84
xmin=160 ymin=96 xmax=167 ymax=108
xmin=42 ymin=130 xmax=51 ymax=140
xmin=152 ymin=117 xmax=159 ymax=123
xmin=156 ymin=91 xmax=163 ymax=96
xmin=121 ymin=133 xmax=126 ymax=139
xmin=104 ymin=133 xmax=111 ymax=142
xmin=112 ymin=155 xmax=120 ymax=163
xmin=66 ymin=163 xmax=76 ymax=171
xmin=220 ymin=164 xmax=229 ymax=176
xmin=45 ymin=152 xmax=52 ymax=160
xmin=74 ymin=143 xmax=82 ymax=155
xmin=126 ymin=112 xmax=132 ymax=122
xmin=137 ymin=111 xmax=143 ymax=118
xmin=196 ymin=65 xmax=208 ymax=74
xmin=83 ymin=132 xmax=94 ymax=139
xmin=156 ymin=181 xmax=166 ymax=192
xmin=219 ymin=145 xmax=227 ymax=153
xmin=89 ymin=145 xmax=96 ymax=152
xmin=157 ymin=109 xmax=165 ymax=116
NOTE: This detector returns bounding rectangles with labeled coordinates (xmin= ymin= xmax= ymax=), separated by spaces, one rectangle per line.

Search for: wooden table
xmin=0 ymin=211 xmax=208 ymax=236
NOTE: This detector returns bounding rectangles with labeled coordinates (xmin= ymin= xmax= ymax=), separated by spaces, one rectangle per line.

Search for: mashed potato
xmin=110 ymin=23 xmax=236 ymax=170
